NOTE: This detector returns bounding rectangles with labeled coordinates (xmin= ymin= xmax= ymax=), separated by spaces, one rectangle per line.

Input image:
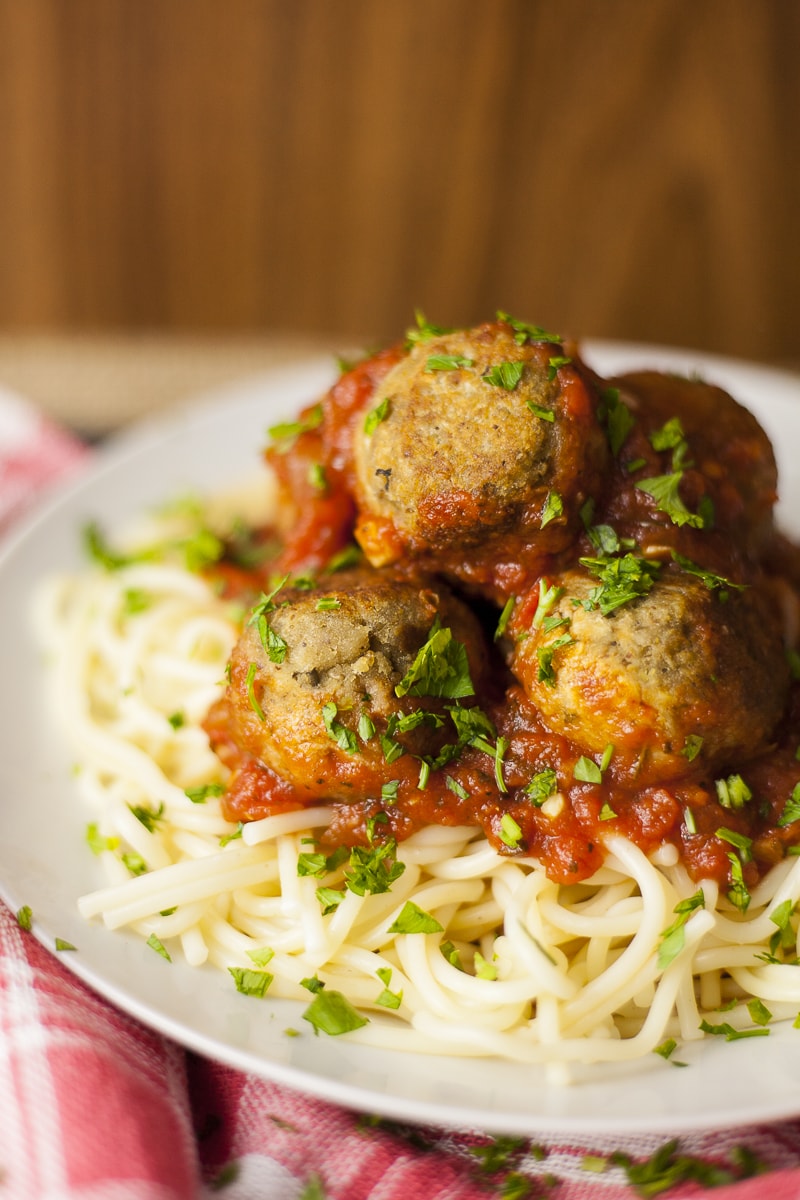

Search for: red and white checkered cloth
xmin=3 ymin=384 xmax=800 ymax=1200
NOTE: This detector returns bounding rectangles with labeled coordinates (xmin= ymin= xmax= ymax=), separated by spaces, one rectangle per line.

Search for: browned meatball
xmin=608 ymin=370 xmax=778 ymax=557
xmin=224 ymin=570 xmax=489 ymax=801
xmin=509 ymin=565 xmax=789 ymax=784
xmin=352 ymin=320 xmax=609 ymax=590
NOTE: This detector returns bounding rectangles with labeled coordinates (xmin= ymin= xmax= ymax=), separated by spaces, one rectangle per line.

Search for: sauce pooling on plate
xmin=204 ymin=314 xmax=800 ymax=903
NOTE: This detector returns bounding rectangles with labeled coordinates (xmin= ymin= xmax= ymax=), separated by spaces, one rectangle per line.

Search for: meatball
xmin=223 ymin=570 xmax=489 ymax=802
xmin=510 ymin=566 xmax=789 ymax=784
xmin=352 ymin=320 xmax=609 ymax=588
xmin=609 ymin=370 xmax=778 ymax=555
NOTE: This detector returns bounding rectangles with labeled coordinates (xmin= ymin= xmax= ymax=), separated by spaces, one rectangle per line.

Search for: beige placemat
xmin=0 ymin=332 xmax=351 ymax=437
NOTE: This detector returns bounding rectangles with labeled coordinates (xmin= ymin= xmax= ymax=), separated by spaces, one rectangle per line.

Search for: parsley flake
xmin=483 ymin=361 xmax=526 ymax=391
xmin=147 ymin=933 xmax=171 ymax=961
xmin=302 ymin=989 xmax=369 ymax=1036
xmin=425 ymin=353 xmax=474 ymax=371
xmin=229 ymin=967 xmax=273 ymax=997
xmin=267 ymin=404 xmax=323 ymax=450
xmin=540 ymin=490 xmax=563 ymax=528
xmin=388 ymin=900 xmax=443 ymax=935
xmin=524 ymin=767 xmax=558 ymax=806
xmin=636 ymin=472 xmax=704 ymax=528
xmin=364 ymin=396 xmax=391 ymax=435
xmin=395 ymin=618 xmax=474 ymax=699
xmin=578 ymin=552 xmax=661 ymax=615
xmin=496 ymin=312 xmax=562 ymax=345
xmin=499 ymin=812 xmax=523 ymax=849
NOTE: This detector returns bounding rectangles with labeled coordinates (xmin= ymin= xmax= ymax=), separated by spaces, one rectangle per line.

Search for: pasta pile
xmin=35 ymin=498 xmax=800 ymax=1078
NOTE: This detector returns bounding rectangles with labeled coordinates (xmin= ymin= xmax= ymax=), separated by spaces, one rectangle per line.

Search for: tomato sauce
xmin=206 ymin=321 xmax=800 ymax=897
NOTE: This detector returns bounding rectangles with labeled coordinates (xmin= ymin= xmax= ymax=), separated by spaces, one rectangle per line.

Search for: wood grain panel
xmin=0 ymin=0 xmax=798 ymax=361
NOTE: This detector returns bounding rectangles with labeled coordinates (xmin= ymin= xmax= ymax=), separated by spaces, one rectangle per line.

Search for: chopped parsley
xmin=83 ymin=521 xmax=137 ymax=571
xmin=86 ymin=823 xmax=119 ymax=854
xmin=440 ymin=940 xmax=464 ymax=970
xmin=387 ymin=901 xmax=443 ymax=934
xmin=699 ymin=1018 xmax=768 ymax=1041
xmin=128 ymin=802 xmax=165 ymax=833
xmin=532 ymin=578 xmax=564 ymax=628
xmin=715 ymin=773 xmax=752 ymax=810
xmin=609 ymin=1138 xmax=767 ymax=1193
xmin=404 ymin=310 xmax=453 ymax=347
xmin=777 ymin=782 xmax=800 ymax=827
xmin=380 ymin=778 xmax=400 ymax=803
xmin=649 ymin=416 xmax=691 ymax=468
xmin=357 ymin=711 xmax=376 ymax=742
xmin=229 ymin=967 xmax=273 ymax=997
xmin=122 ymin=851 xmax=148 ymax=876
xmin=547 ymin=354 xmax=572 ymax=379
xmin=302 ymin=989 xmax=369 ymax=1036
xmin=657 ymin=890 xmax=705 ymax=969
xmin=578 ymin=552 xmax=661 ymax=615
xmin=445 ymin=775 xmax=470 ymax=800
xmin=536 ymin=633 xmax=574 ymax=686
xmin=375 ymin=967 xmax=403 ymax=1010
xmin=184 ymin=782 xmax=225 ymax=804
xmin=654 ymin=1038 xmax=688 ymax=1067
xmin=345 ymin=838 xmax=405 ymax=896
xmin=16 ymin=905 xmax=32 ymax=931
xmin=316 ymin=887 xmax=346 ymax=915
xmin=598 ymin=387 xmax=635 ymax=457
xmin=636 ymin=471 xmax=704 ymax=528
xmin=496 ymin=311 xmax=562 ymax=345
xmin=395 ymin=619 xmax=474 ymax=699
xmin=524 ymin=767 xmax=558 ymax=806
xmin=526 ymin=399 xmax=555 ymax=422
xmin=671 ymin=550 xmax=745 ymax=600
xmin=247 ymin=946 xmax=275 ymax=967
xmin=726 ymin=851 xmax=751 ymax=912
xmin=499 ymin=812 xmax=523 ymax=849
xmin=474 ymin=950 xmax=498 ymax=980
xmin=425 ymin=353 xmax=474 ymax=371
xmin=267 ymin=403 xmax=323 ymax=450
xmin=483 ymin=361 xmax=526 ymax=391
xmin=364 ymin=396 xmax=391 ymax=435
xmin=247 ymin=577 xmax=289 ymax=664
xmin=716 ymin=827 xmax=753 ymax=862
xmin=219 ymin=822 xmax=244 ymax=848
xmin=759 ymin=899 xmax=798 ymax=962
xmin=572 ymin=747 xmax=613 ymax=784
xmin=494 ymin=594 xmax=516 ymax=641
xmin=245 ymin=662 xmax=266 ymax=722
xmin=747 ymin=998 xmax=772 ymax=1026
xmin=146 ymin=933 xmax=171 ymax=961
xmin=681 ymin=734 xmax=704 ymax=762
xmin=321 ymin=702 xmax=358 ymax=754
xmin=540 ymin=490 xmax=563 ymax=528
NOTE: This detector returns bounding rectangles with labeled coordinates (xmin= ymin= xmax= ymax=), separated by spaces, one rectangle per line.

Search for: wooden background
xmin=1 ymin=0 xmax=798 ymax=362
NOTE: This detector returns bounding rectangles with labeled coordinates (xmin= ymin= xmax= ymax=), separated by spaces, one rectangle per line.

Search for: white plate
xmin=2 ymin=344 xmax=800 ymax=1137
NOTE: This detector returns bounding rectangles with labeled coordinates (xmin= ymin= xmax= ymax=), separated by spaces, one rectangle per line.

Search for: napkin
xmin=2 ymin=383 xmax=800 ymax=1200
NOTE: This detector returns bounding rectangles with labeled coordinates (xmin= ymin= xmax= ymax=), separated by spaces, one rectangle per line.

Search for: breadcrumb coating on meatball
xmin=510 ymin=566 xmax=790 ymax=784
xmin=352 ymin=321 xmax=608 ymax=571
xmin=224 ymin=569 xmax=489 ymax=800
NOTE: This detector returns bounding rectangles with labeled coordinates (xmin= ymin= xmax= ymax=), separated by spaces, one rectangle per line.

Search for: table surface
xmin=0 ymin=332 xmax=348 ymax=438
